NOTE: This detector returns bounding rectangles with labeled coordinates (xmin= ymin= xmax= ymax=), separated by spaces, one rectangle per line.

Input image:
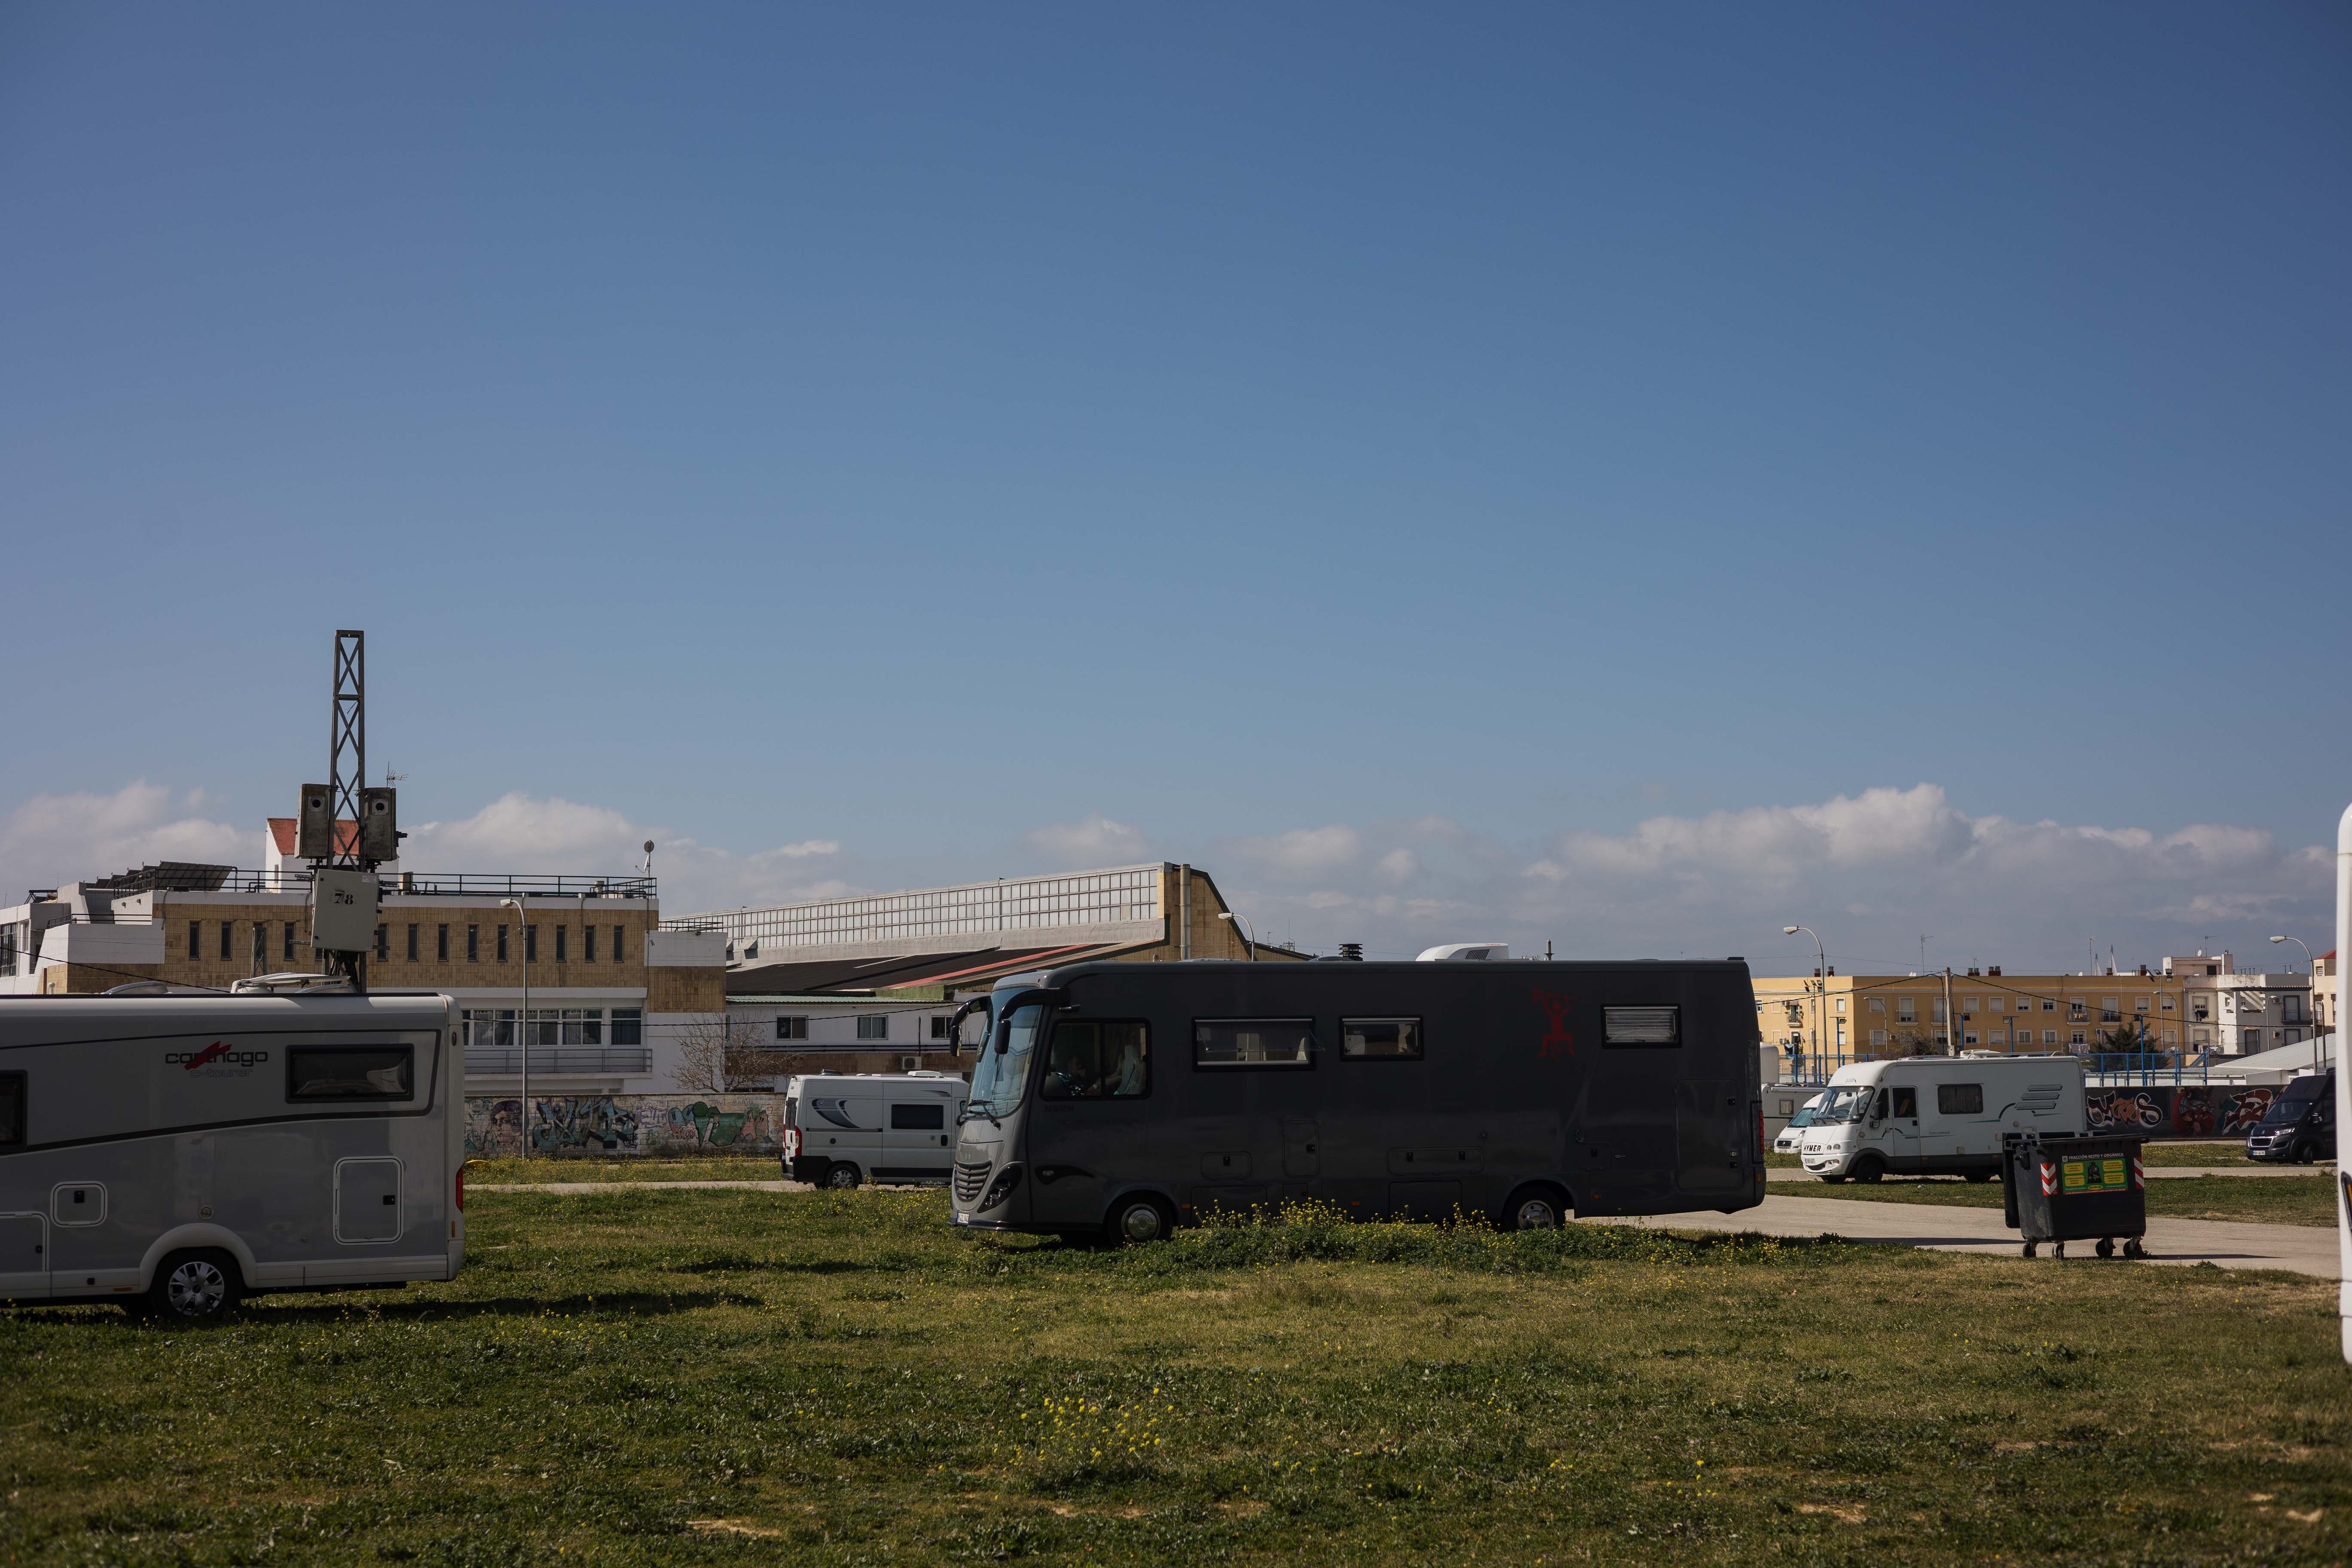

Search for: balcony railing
xmin=463 ymin=1048 xmax=653 ymax=1076
xmin=65 ymin=868 xmax=658 ymax=899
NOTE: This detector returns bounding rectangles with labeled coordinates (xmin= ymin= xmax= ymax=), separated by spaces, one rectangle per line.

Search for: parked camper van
xmin=0 ymin=990 xmax=465 ymax=1321
xmin=2245 ymin=1071 xmax=2335 ymax=1164
xmin=1798 ymin=1053 xmax=2084 ymax=1182
xmin=1771 ymin=1092 xmax=1825 ymax=1154
xmin=948 ymin=956 xmax=1765 ymax=1242
xmin=782 ymin=1072 xmax=968 ymax=1188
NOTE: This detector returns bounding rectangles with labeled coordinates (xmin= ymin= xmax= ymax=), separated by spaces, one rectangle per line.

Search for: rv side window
xmin=1937 ymin=1083 xmax=1983 ymax=1115
xmin=1341 ymin=1018 xmax=1422 ymax=1060
xmin=287 ymin=1046 xmax=415 ymax=1101
xmin=1194 ymin=1019 xmax=1314 ymax=1069
xmin=0 ymin=1071 xmax=22 ymax=1146
xmin=1603 ymin=1006 xmax=1680 ymax=1047
xmin=890 ymin=1102 xmax=946 ymax=1130
xmin=1042 ymin=1020 xmax=1151 ymax=1098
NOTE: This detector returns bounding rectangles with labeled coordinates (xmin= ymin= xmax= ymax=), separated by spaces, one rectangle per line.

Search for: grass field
xmin=4 ymin=1191 xmax=2349 ymax=1565
xmin=1798 ymin=1174 xmax=2340 ymax=1228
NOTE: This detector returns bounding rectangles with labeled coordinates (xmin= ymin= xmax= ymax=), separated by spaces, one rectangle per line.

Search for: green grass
xmin=1802 ymin=1175 xmax=2340 ymax=1227
xmin=5 ymin=1191 xmax=2349 ymax=1566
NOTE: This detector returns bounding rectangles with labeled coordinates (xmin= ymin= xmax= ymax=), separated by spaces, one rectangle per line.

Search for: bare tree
xmin=672 ymin=1016 xmax=786 ymax=1092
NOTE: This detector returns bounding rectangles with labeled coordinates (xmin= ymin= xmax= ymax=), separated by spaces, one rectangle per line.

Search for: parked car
xmin=2245 ymin=1071 xmax=2335 ymax=1164
xmin=1798 ymin=1053 xmax=2084 ymax=1183
xmin=781 ymin=1072 xmax=968 ymax=1188
xmin=1772 ymin=1092 xmax=1825 ymax=1154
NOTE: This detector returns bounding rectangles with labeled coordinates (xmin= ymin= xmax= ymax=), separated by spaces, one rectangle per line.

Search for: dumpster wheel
xmin=2022 ymin=1240 xmax=2037 ymax=1259
xmin=2123 ymin=1237 xmax=2145 ymax=1259
xmin=2095 ymin=1237 xmax=2116 ymax=1259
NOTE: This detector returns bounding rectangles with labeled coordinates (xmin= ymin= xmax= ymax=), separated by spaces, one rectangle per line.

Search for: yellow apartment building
xmin=1752 ymin=964 xmax=2194 ymax=1064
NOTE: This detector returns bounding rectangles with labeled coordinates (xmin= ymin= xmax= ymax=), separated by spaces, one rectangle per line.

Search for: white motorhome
xmin=0 ymin=990 xmax=465 ymax=1321
xmin=1798 ymin=1054 xmax=2084 ymax=1182
xmin=782 ymin=1072 xmax=968 ymax=1188
xmin=1771 ymin=1091 xmax=1826 ymax=1154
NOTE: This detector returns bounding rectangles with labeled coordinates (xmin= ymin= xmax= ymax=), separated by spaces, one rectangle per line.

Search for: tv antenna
xmin=297 ymin=630 xmax=401 ymax=989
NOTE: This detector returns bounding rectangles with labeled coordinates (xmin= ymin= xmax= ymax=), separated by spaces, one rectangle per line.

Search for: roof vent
xmin=1338 ymin=943 xmax=1363 ymax=962
xmin=1417 ymin=942 xmax=1507 ymax=962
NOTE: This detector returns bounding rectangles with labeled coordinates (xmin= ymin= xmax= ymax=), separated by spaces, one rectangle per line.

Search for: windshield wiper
xmin=959 ymin=1102 xmax=1001 ymax=1129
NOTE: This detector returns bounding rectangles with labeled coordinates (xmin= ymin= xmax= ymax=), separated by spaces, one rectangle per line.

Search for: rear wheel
xmin=1818 ymin=1174 xmax=1849 ymax=1185
xmin=2095 ymin=1237 xmax=2116 ymax=1259
xmin=824 ymin=1163 xmax=862 ymax=1190
xmin=2295 ymin=1142 xmax=2317 ymax=1166
xmin=1502 ymin=1185 xmax=1567 ymax=1232
xmin=1849 ymin=1156 xmax=1886 ymax=1185
xmin=1106 ymin=1194 xmax=1175 ymax=1246
xmin=1964 ymin=1169 xmax=1994 ymax=1184
xmin=144 ymin=1250 xmax=241 ymax=1324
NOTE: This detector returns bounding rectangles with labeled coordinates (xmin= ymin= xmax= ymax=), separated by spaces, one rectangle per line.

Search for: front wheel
xmin=824 ymin=1163 xmax=862 ymax=1190
xmin=1818 ymin=1174 xmax=1849 ymax=1185
xmin=2296 ymin=1143 xmax=2317 ymax=1166
xmin=1964 ymin=1170 xmax=1994 ymax=1184
xmin=1503 ymin=1186 xmax=1566 ymax=1232
xmin=1106 ymin=1194 xmax=1175 ymax=1246
xmin=144 ymin=1250 xmax=242 ymax=1324
xmin=1849 ymin=1157 xmax=1886 ymax=1185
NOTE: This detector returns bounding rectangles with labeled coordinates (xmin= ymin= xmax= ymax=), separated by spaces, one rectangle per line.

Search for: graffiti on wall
xmin=2076 ymin=1084 xmax=2280 ymax=1139
xmin=464 ymin=1095 xmax=787 ymax=1158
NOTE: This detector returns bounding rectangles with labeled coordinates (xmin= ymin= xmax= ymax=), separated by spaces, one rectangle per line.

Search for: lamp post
xmin=501 ymin=897 xmax=530 ymax=1160
xmin=1218 ymin=910 xmax=1256 ymax=962
xmin=1783 ymin=925 xmax=1827 ymax=1079
xmin=2272 ymin=935 xmax=2318 ymax=1072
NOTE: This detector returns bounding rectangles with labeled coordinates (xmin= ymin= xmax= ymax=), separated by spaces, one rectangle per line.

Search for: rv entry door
xmin=0 ymin=1213 xmax=46 ymax=1299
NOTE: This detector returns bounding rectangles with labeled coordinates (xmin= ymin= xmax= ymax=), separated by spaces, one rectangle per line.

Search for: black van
xmin=946 ymin=956 xmax=1766 ymax=1243
xmin=2245 ymin=1072 xmax=2335 ymax=1164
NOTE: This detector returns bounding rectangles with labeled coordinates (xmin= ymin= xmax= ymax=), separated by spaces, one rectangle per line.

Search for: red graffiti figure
xmin=1534 ymin=990 xmax=1576 ymax=1059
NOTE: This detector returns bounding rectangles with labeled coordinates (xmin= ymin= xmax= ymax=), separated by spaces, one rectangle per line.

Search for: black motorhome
xmin=947 ymin=957 xmax=1765 ymax=1242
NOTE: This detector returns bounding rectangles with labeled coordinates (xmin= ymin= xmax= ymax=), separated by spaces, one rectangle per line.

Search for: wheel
xmin=1106 ymin=1194 xmax=1175 ymax=1246
xmin=2296 ymin=1143 xmax=2317 ymax=1166
xmin=824 ymin=1163 xmax=862 ymax=1190
xmin=144 ymin=1250 xmax=241 ymax=1324
xmin=2053 ymin=1241 xmax=2067 ymax=1259
xmin=1965 ymin=1170 xmax=1994 ymax=1184
xmin=1818 ymin=1174 xmax=1848 ymax=1185
xmin=2123 ymin=1237 xmax=2146 ymax=1259
xmin=2095 ymin=1237 xmax=2115 ymax=1259
xmin=2022 ymin=1241 xmax=2038 ymax=1259
xmin=1502 ymin=1186 xmax=1566 ymax=1232
xmin=1849 ymin=1156 xmax=1886 ymax=1185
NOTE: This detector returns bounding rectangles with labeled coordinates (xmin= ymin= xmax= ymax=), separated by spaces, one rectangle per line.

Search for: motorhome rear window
xmin=1341 ymin=1018 xmax=1422 ymax=1060
xmin=1194 ymin=1019 xmax=1314 ymax=1069
xmin=0 ymin=1072 xmax=22 ymax=1146
xmin=287 ymin=1047 xmax=414 ymax=1101
xmin=1603 ymin=1006 xmax=1680 ymax=1047
xmin=1937 ymin=1083 xmax=1983 ymax=1115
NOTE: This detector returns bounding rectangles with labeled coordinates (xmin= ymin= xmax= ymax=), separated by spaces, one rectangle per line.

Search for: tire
xmin=1105 ymin=1193 xmax=1175 ymax=1247
xmin=1849 ymin=1156 xmax=1886 ymax=1185
xmin=2296 ymin=1143 xmax=2317 ymax=1166
xmin=2123 ymin=1237 xmax=2146 ymax=1259
xmin=145 ymin=1249 xmax=241 ymax=1324
xmin=1502 ymin=1185 xmax=1567 ymax=1232
xmin=824 ymin=1163 xmax=862 ymax=1190
xmin=1964 ymin=1170 xmax=1994 ymax=1184
xmin=2022 ymin=1241 xmax=2038 ymax=1259
xmin=1818 ymin=1174 xmax=1848 ymax=1185
xmin=2095 ymin=1237 xmax=2115 ymax=1259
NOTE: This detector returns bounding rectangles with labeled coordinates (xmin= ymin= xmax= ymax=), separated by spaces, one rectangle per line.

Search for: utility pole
xmin=299 ymin=631 xmax=398 ymax=991
xmin=1943 ymin=967 xmax=1958 ymax=1055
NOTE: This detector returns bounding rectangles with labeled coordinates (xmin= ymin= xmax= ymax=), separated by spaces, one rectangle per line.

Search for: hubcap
xmin=1514 ymin=1199 xmax=1558 ymax=1231
xmin=1119 ymin=1203 xmax=1165 ymax=1243
xmin=827 ymin=1167 xmax=857 ymax=1188
xmin=166 ymin=1261 xmax=225 ymax=1317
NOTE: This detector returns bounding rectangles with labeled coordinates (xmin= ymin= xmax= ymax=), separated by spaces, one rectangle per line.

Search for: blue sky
xmin=3 ymin=3 xmax=2346 ymax=968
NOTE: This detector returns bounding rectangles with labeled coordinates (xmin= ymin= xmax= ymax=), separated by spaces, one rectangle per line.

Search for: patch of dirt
xmin=1795 ymin=1503 xmax=1867 ymax=1525
xmin=686 ymin=1519 xmax=784 ymax=1538
xmin=2287 ymin=1509 xmax=2324 ymax=1524
xmin=1993 ymin=1441 xmax=2038 ymax=1454
xmin=1045 ymin=1504 xmax=1146 ymax=1519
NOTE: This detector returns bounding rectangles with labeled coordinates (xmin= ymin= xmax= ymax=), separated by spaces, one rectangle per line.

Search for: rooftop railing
xmin=52 ymin=868 xmax=657 ymax=899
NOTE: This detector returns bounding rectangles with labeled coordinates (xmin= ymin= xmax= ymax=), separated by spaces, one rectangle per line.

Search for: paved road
xmin=1593 ymin=1192 xmax=2340 ymax=1278
xmin=1768 ymin=1166 xmax=2331 ymax=1183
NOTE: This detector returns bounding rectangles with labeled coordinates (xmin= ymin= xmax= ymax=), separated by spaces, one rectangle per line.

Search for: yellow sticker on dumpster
xmin=2059 ymin=1157 xmax=2128 ymax=1194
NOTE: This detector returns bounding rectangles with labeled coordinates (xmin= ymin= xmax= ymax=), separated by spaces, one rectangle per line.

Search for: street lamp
xmin=1784 ymin=925 xmax=1828 ymax=1079
xmin=501 ymin=897 xmax=530 ymax=1160
xmin=2272 ymin=936 xmax=2319 ymax=1072
xmin=1218 ymin=910 xmax=1256 ymax=962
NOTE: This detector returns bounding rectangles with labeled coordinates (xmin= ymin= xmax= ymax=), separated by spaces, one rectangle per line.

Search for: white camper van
xmin=1798 ymin=1054 xmax=2084 ymax=1182
xmin=0 ymin=990 xmax=465 ymax=1321
xmin=782 ymin=1072 xmax=968 ymax=1188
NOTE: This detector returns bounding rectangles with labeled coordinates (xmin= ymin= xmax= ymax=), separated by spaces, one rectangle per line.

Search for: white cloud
xmin=0 ymin=782 xmax=247 ymax=891
xmin=1230 ymin=824 xmax=1361 ymax=874
xmin=1022 ymin=813 xmax=1150 ymax=866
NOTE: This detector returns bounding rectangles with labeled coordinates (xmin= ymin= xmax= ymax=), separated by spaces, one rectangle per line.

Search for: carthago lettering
xmin=167 ymin=1041 xmax=270 ymax=1069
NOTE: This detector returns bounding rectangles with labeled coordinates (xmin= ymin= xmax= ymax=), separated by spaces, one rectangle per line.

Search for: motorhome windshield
xmin=965 ymin=1001 xmax=1048 ymax=1120
xmin=1786 ymin=1102 xmax=1822 ymax=1129
xmin=1815 ymin=1085 xmax=1874 ymax=1124
xmin=2260 ymin=1078 xmax=2328 ymax=1125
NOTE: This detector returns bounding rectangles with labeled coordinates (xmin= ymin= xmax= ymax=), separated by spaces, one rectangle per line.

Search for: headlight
xmin=979 ymin=1163 xmax=1024 ymax=1212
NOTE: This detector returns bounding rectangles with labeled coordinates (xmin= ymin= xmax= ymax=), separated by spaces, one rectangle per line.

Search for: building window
xmin=1963 ymin=996 xmax=1979 ymax=1013
xmin=2243 ymin=1029 xmax=2263 ymax=1051
xmin=220 ymin=922 xmax=234 ymax=961
xmin=776 ymin=1016 xmax=809 ymax=1040
xmin=2160 ymin=995 xmax=2174 ymax=1012
xmin=2162 ymin=1029 xmax=2177 ymax=1044
xmin=525 ymin=925 xmax=537 ymax=963
xmin=929 ymin=1015 xmax=950 ymax=1039
xmin=374 ymin=925 xmax=389 ymax=961
xmin=611 ymin=1008 xmax=643 ymax=1045
xmin=2069 ymin=1002 xmax=2087 ymax=1022
xmin=584 ymin=925 xmax=597 ymax=964
xmin=468 ymin=924 xmax=480 ymax=962
xmin=437 ymin=924 xmax=450 ymax=961
xmin=1868 ymin=997 xmax=1885 ymax=1013
xmin=284 ymin=922 xmax=296 ymax=961
xmin=1987 ymin=996 xmax=2003 ymax=1013
xmin=406 ymin=924 xmax=419 ymax=962
xmin=2101 ymin=997 xmax=2120 ymax=1023
xmin=187 ymin=921 xmax=202 ymax=961
xmin=1834 ymin=998 xmax=1846 ymax=1013
xmin=555 ymin=925 xmax=567 ymax=964
xmin=2070 ymin=1030 xmax=2087 ymax=1047
xmin=612 ymin=925 xmax=626 ymax=963
xmin=251 ymin=923 xmax=267 ymax=972
xmin=856 ymin=1015 xmax=890 ymax=1041
xmin=2042 ymin=998 xmax=2056 ymax=1011
xmin=1897 ymin=999 xmax=1917 ymax=1023
xmin=1835 ymin=1026 xmax=1847 ymax=1047
xmin=1931 ymin=1000 xmax=1947 ymax=1023
xmin=1963 ymin=1032 xmax=1978 ymax=1047
xmin=496 ymin=925 xmax=508 ymax=962
xmin=1870 ymin=1029 xmax=1887 ymax=1047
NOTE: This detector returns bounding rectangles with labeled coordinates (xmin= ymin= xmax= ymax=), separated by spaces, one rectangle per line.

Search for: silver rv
xmin=0 ymin=990 xmax=465 ymax=1321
